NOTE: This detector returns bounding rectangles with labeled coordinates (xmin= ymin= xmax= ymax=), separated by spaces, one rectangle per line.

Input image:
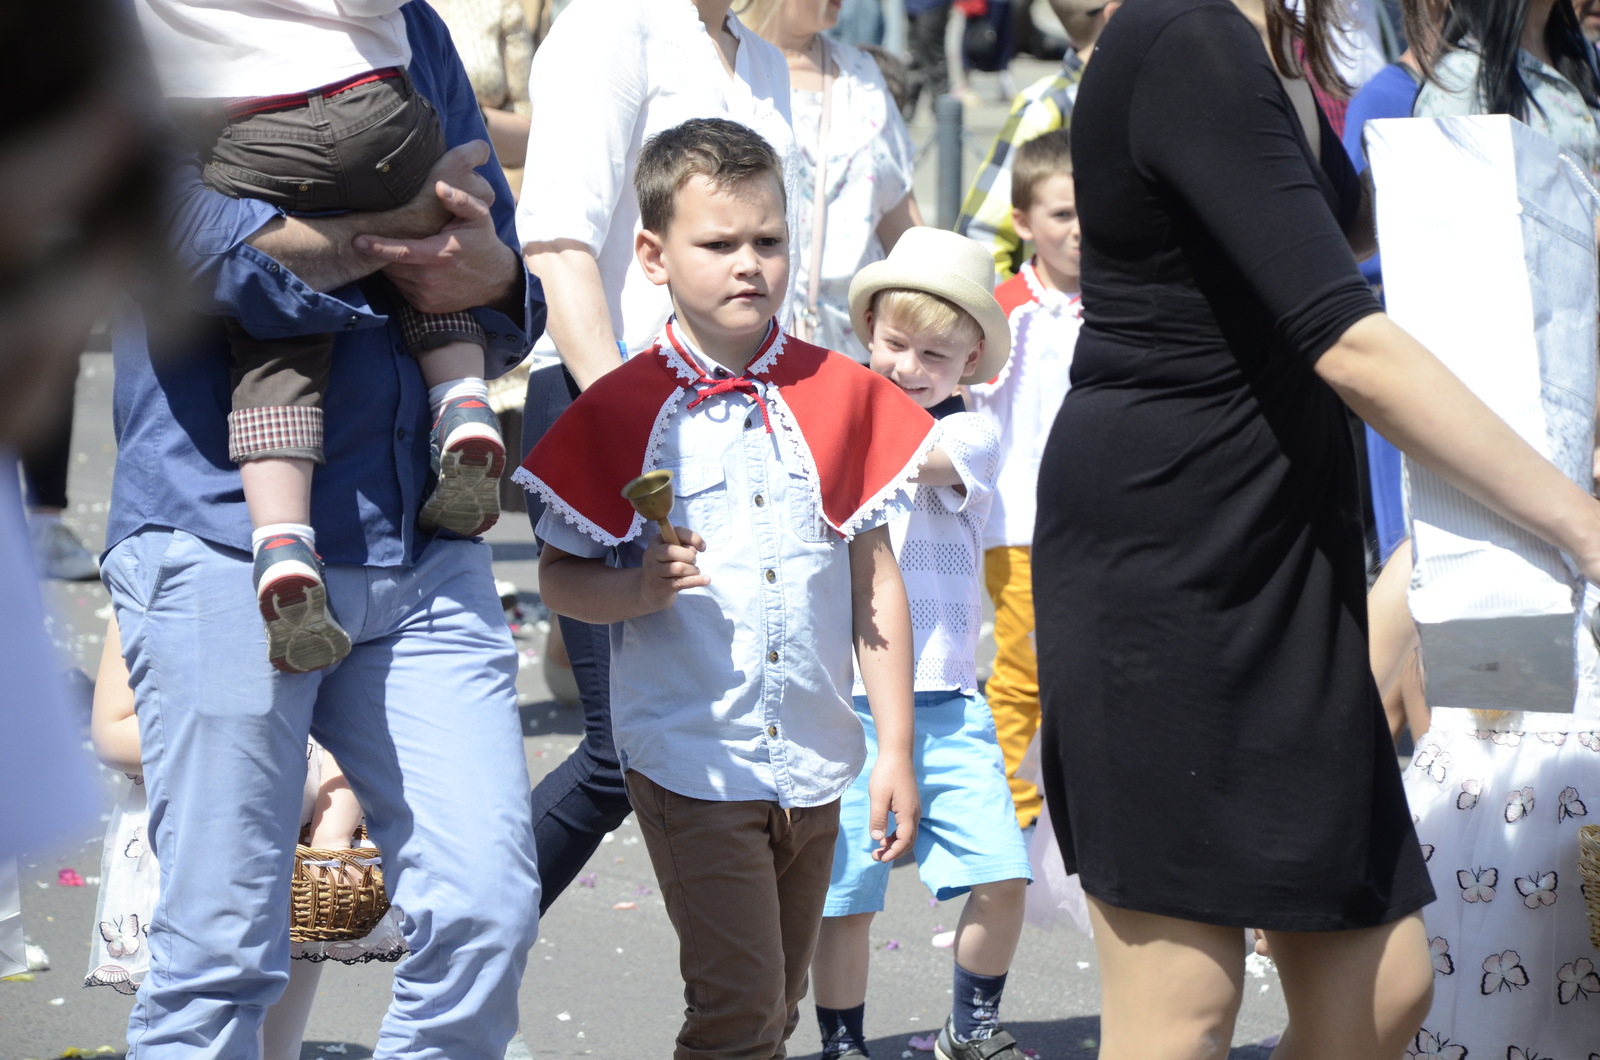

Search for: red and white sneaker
xmin=252 ymin=533 xmax=351 ymax=674
xmin=418 ymin=396 xmax=505 ymax=537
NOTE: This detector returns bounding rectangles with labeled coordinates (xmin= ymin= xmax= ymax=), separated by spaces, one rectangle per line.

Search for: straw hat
xmin=847 ymin=227 xmax=1011 ymax=385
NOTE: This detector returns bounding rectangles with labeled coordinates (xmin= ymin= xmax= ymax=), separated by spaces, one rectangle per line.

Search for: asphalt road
xmin=1 ymin=56 xmax=1289 ymax=1058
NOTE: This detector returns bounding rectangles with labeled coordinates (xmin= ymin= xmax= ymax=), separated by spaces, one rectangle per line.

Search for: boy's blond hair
xmin=869 ymin=288 xmax=984 ymax=350
xmin=1011 ymin=129 xmax=1073 ymax=213
xmin=634 ymin=117 xmax=785 ymax=235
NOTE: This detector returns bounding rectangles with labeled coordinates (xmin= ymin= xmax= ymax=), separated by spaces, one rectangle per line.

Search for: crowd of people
xmin=7 ymin=0 xmax=1600 ymax=1058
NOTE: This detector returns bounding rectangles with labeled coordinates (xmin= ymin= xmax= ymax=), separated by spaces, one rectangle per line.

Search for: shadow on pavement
xmin=807 ymin=1017 xmax=1277 ymax=1060
xmin=490 ymin=542 xmax=542 ymax=563
xmin=300 ymin=1044 xmax=374 ymax=1059
xmin=519 ymin=697 xmax=583 ymax=737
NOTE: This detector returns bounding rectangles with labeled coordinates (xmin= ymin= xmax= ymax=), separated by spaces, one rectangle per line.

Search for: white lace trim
xmin=658 ymin=335 xmax=701 ymax=386
xmin=836 ymin=422 xmax=941 ymax=540
xmin=512 ymin=465 xmax=642 ymax=548
xmin=747 ymin=324 xmax=787 ymax=375
xmin=765 ymin=388 xmax=826 ymax=516
xmin=510 ymin=388 xmax=686 ymax=548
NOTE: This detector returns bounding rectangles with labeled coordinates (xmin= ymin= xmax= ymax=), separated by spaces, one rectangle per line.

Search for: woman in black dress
xmin=1034 ymin=0 xmax=1600 ymax=1055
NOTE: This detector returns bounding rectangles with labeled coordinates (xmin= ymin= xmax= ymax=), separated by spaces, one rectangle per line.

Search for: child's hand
xmin=636 ymin=528 xmax=710 ymax=613
xmin=866 ymin=754 xmax=920 ymax=863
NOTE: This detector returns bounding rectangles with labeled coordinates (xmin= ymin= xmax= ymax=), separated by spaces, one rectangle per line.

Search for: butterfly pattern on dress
xmin=1458 ymin=866 xmax=1498 ymax=903
xmin=1474 ymin=730 xmax=1523 ymax=747
xmin=1480 ymin=949 xmax=1530 ymax=995
xmin=1415 ymin=746 xmax=1452 ymax=783
xmin=1507 ymin=1048 xmax=1552 ymax=1060
xmin=1578 ymin=731 xmax=1600 ymax=752
xmin=1405 ymin=1028 xmax=1467 ymax=1060
xmin=1504 ymin=786 xmax=1535 ymax=824
xmin=1457 ymin=779 xmax=1482 ymax=810
xmin=1513 ymin=871 xmax=1557 ymax=909
xmin=1429 ymin=936 xmax=1455 ymax=976
xmin=1557 ymin=957 xmax=1600 ymax=1004
xmin=1536 ymin=731 xmax=1567 ymax=745
xmin=98 ymin=914 xmax=141 ymax=959
xmin=85 ymin=964 xmax=137 ymax=995
xmin=1557 ymin=786 xmax=1587 ymax=822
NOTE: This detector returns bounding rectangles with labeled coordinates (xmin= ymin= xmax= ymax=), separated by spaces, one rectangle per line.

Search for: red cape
xmin=515 ymin=326 xmax=937 ymax=545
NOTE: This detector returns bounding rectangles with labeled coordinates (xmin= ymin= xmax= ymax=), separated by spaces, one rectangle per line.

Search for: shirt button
xmin=267 ymin=262 xmax=280 ymax=273
xmin=396 ymin=427 xmax=407 ymax=440
xmin=715 ymin=367 xmax=729 ymax=377
xmin=764 ymin=569 xmax=776 ymax=583
xmin=380 ymin=162 xmax=392 ymax=173
xmin=768 ymin=650 xmax=779 ymax=663
xmin=754 ymin=494 xmax=765 ymax=507
xmin=766 ymin=725 xmax=778 ymax=737
xmin=299 ymin=183 xmax=311 ymax=192
xmin=345 ymin=315 xmax=359 ymax=330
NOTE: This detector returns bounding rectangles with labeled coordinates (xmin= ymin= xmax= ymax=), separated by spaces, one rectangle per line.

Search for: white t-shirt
xmin=515 ymin=0 xmax=800 ymax=359
xmin=133 ymin=0 xmax=412 ymax=98
xmin=854 ymin=411 xmax=1000 ymax=696
xmin=967 ymin=262 xmax=1081 ymax=550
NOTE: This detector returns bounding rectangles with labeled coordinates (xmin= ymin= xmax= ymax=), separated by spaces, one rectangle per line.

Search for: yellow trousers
xmin=983 ymin=545 xmax=1041 ymax=828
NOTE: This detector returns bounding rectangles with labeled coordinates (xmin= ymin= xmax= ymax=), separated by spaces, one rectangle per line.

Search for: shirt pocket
xmin=786 ymin=468 xmax=834 ymax=544
xmin=663 ymin=459 xmax=730 ymax=550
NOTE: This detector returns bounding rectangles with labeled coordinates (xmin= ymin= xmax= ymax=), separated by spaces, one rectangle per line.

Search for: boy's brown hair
xmin=1010 ymin=129 xmax=1073 ymax=213
xmin=634 ymin=117 xmax=786 ymax=235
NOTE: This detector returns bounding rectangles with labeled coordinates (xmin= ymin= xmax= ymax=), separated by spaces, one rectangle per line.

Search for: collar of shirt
xmin=1021 ymin=259 xmax=1084 ymax=317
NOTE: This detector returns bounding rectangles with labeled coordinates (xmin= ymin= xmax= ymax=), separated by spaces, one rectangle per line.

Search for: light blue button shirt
xmin=538 ymin=330 xmax=908 ymax=807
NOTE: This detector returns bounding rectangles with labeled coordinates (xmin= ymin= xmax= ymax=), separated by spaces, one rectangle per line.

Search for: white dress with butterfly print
xmin=1402 ymin=594 xmax=1600 ymax=1059
xmin=85 ymin=742 xmax=405 ymax=993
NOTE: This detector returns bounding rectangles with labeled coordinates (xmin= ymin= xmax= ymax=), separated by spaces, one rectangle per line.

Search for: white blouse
xmin=516 ymin=0 xmax=800 ymax=359
xmin=854 ymin=412 xmax=1000 ymax=696
xmin=789 ymin=41 xmax=917 ymax=361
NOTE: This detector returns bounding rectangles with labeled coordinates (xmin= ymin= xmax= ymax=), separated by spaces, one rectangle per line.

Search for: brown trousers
xmin=625 ymin=771 xmax=841 ymax=1060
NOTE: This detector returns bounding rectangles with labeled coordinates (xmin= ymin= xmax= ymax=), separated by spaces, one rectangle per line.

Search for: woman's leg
xmin=261 ymin=959 xmax=323 ymax=1060
xmin=1087 ymin=897 xmax=1245 ymax=1060
xmin=1262 ymin=912 xmax=1432 ymax=1060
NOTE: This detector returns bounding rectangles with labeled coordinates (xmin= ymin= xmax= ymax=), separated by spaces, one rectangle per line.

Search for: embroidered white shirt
xmin=789 ymin=41 xmax=916 ymax=361
xmin=854 ymin=410 xmax=999 ymax=696
xmin=967 ymin=262 xmax=1082 ymax=550
xmin=516 ymin=0 xmax=800 ymax=359
xmin=534 ymin=323 xmax=915 ymax=806
xmin=134 ymin=0 xmax=412 ymax=98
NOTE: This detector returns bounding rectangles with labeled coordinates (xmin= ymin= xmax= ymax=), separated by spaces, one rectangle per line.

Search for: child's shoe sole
xmin=419 ymin=428 xmax=505 ymax=538
xmin=259 ymin=569 xmax=352 ymax=674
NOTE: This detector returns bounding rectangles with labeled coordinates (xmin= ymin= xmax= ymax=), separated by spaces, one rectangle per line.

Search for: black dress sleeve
xmin=1126 ymin=8 xmax=1380 ymax=362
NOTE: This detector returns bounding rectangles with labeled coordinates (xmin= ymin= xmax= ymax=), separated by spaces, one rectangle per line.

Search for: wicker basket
xmin=1581 ymin=824 xmax=1600 ymax=952
xmin=290 ymin=827 xmax=390 ymax=944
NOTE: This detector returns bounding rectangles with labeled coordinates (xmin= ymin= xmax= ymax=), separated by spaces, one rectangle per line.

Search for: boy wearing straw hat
xmin=809 ymin=227 xmax=1033 ymax=1060
xmin=515 ymin=117 xmax=936 ymax=1060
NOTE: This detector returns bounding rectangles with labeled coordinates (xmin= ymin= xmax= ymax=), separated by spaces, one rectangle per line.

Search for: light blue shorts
xmin=823 ymin=689 xmax=1033 ymax=916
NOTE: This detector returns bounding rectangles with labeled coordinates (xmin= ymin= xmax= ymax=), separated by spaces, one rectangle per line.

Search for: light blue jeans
xmin=103 ymin=528 xmax=539 ymax=1059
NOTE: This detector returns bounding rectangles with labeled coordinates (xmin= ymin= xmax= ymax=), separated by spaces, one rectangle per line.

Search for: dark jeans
xmin=905 ymin=3 xmax=951 ymax=119
xmin=21 ymin=360 xmax=76 ymax=510
xmin=523 ymin=363 xmax=634 ymax=914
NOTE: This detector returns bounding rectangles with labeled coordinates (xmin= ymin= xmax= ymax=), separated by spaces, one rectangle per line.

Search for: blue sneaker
xmin=418 ymin=396 xmax=505 ymax=537
xmin=253 ymin=533 xmax=351 ymax=674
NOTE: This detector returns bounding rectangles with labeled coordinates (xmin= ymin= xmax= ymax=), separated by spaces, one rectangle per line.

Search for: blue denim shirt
xmin=108 ymin=2 xmax=545 ymax=568
xmin=537 ymin=327 xmax=912 ymax=807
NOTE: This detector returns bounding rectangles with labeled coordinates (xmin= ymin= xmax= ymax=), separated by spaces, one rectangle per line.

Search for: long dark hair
xmin=1402 ymin=0 xmax=1600 ymax=120
xmin=1264 ymin=0 xmax=1355 ymax=97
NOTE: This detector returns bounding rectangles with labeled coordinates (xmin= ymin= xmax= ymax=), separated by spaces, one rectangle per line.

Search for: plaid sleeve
xmin=955 ymin=67 xmax=1080 ymax=281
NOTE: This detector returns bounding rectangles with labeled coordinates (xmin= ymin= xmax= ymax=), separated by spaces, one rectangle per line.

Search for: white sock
xmin=252 ymin=523 xmax=316 ymax=556
xmin=428 ymin=377 xmax=489 ymax=419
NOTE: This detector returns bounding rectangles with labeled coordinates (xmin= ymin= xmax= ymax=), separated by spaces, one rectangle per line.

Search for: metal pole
xmin=935 ymin=93 xmax=964 ymax=231
xmin=883 ymin=0 xmax=906 ymax=57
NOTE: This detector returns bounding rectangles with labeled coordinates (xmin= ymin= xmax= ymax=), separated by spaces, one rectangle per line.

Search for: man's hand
xmin=353 ymin=142 xmax=519 ymax=315
xmin=635 ymin=529 xmax=710 ymax=613
xmin=867 ymin=753 xmax=920 ymax=863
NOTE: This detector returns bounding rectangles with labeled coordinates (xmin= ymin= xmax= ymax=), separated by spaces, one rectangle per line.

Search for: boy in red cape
xmin=517 ymin=118 xmax=931 ymax=1060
